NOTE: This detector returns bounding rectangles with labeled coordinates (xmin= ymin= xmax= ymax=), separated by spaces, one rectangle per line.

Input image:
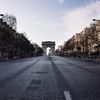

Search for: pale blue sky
xmin=0 ymin=0 xmax=100 ymax=47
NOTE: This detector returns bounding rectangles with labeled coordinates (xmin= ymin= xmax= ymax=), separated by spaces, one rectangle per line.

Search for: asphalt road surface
xmin=0 ymin=56 xmax=100 ymax=100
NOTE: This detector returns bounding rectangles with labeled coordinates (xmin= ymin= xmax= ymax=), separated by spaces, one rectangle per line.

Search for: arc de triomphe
xmin=42 ymin=41 xmax=55 ymax=55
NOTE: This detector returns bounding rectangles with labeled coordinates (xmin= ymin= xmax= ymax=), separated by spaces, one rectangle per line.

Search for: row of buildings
xmin=57 ymin=19 xmax=100 ymax=59
xmin=0 ymin=14 xmax=43 ymax=60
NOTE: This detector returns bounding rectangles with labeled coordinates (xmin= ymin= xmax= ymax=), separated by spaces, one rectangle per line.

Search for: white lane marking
xmin=64 ymin=90 xmax=72 ymax=100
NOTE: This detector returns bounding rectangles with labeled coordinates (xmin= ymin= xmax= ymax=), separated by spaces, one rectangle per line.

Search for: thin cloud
xmin=58 ymin=0 xmax=64 ymax=4
xmin=32 ymin=15 xmax=36 ymax=19
xmin=62 ymin=0 xmax=100 ymax=39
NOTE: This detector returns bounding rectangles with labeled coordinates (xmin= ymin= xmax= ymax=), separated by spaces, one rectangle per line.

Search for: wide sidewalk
xmin=60 ymin=56 xmax=100 ymax=75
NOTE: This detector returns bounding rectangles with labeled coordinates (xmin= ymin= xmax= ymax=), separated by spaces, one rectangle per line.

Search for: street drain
xmin=31 ymin=71 xmax=48 ymax=74
xmin=27 ymin=80 xmax=41 ymax=91
xmin=36 ymin=71 xmax=48 ymax=74
xmin=27 ymin=86 xmax=39 ymax=91
xmin=30 ymin=80 xmax=41 ymax=85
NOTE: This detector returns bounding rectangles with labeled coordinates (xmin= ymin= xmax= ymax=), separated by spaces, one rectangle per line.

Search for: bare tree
xmin=1 ymin=14 xmax=17 ymax=30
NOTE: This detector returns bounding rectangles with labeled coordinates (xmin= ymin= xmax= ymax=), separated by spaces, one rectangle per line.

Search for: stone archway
xmin=42 ymin=41 xmax=55 ymax=56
